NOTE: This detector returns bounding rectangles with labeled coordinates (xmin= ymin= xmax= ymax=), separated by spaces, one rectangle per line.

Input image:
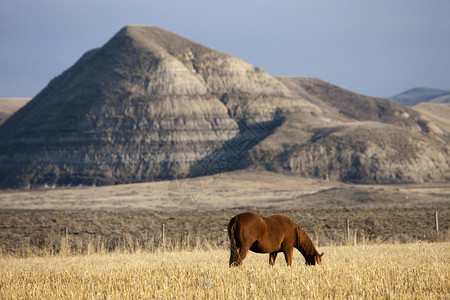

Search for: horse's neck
xmin=296 ymin=228 xmax=317 ymax=256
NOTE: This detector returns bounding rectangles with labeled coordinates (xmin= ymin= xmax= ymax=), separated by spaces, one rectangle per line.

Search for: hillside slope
xmin=413 ymin=102 xmax=450 ymax=134
xmin=252 ymin=77 xmax=450 ymax=183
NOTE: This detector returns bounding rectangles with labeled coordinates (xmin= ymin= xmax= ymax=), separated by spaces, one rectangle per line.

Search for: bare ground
xmin=0 ymin=207 xmax=448 ymax=256
xmin=0 ymin=170 xmax=449 ymax=256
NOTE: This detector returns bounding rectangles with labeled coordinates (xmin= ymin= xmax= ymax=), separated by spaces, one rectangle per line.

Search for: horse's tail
xmin=227 ymin=217 xmax=239 ymax=266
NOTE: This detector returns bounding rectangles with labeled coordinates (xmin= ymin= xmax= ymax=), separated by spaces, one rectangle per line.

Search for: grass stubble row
xmin=1 ymin=243 xmax=449 ymax=299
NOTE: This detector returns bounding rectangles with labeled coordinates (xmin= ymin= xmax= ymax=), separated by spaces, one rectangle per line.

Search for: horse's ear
xmin=316 ymin=252 xmax=324 ymax=264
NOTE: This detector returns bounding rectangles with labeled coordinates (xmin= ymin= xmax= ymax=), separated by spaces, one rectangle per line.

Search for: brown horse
xmin=227 ymin=212 xmax=323 ymax=266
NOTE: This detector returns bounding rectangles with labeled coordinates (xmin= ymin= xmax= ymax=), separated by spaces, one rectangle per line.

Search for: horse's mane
xmin=296 ymin=226 xmax=318 ymax=256
xmin=271 ymin=214 xmax=318 ymax=256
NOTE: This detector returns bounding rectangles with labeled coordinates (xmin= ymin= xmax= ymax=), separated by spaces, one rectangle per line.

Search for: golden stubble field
xmin=1 ymin=243 xmax=449 ymax=299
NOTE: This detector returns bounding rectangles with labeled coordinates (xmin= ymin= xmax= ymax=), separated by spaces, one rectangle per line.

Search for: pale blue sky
xmin=1 ymin=0 xmax=449 ymax=98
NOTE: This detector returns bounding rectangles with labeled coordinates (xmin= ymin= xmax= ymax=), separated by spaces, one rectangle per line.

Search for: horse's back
xmin=229 ymin=212 xmax=259 ymax=224
xmin=228 ymin=212 xmax=264 ymax=240
xmin=229 ymin=212 xmax=262 ymax=230
xmin=234 ymin=212 xmax=260 ymax=220
xmin=229 ymin=213 xmax=294 ymax=232
xmin=265 ymin=214 xmax=297 ymax=228
xmin=262 ymin=214 xmax=299 ymax=241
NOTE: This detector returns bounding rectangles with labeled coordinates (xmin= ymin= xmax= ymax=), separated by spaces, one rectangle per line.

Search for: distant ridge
xmin=0 ymin=25 xmax=448 ymax=189
xmin=0 ymin=98 xmax=30 ymax=125
xmin=391 ymin=87 xmax=450 ymax=106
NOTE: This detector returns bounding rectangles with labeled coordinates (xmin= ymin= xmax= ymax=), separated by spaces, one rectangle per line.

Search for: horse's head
xmin=305 ymin=252 xmax=324 ymax=265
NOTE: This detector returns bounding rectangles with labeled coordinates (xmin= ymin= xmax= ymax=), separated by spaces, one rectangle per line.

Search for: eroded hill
xmin=0 ymin=26 xmax=448 ymax=188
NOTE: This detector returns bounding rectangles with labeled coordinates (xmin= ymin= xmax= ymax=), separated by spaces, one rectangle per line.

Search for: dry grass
xmin=1 ymin=170 xmax=449 ymax=211
xmin=1 ymin=243 xmax=448 ymax=299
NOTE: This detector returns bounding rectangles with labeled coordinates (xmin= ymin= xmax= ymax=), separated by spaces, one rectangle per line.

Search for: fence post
xmin=180 ymin=234 xmax=183 ymax=250
xmin=345 ymin=218 xmax=350 ymax=244
xmin=435 ymin=211 xmax=439 ymax=233
xmin=161 ymin=223 xmax=165 ymax=249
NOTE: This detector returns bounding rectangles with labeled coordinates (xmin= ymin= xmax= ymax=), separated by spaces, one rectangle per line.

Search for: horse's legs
xmin=269 ymin=252 xmax=278 ymax=266
xmin=283 ymin=247 xmax=294 ymax=266
xmin=237 ymin=247 xmax=249 ymax=265
xmin=229 ymin=247 xmax=239 ymax=266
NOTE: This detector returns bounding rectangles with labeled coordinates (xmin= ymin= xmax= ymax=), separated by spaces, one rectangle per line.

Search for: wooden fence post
xmin=345 ymin=218 xmax=350 ymax=244
xmin=161 ymin=223 xmax=165 ymax=249
xmin=435 ymin=211 xmax=439 ymax=233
